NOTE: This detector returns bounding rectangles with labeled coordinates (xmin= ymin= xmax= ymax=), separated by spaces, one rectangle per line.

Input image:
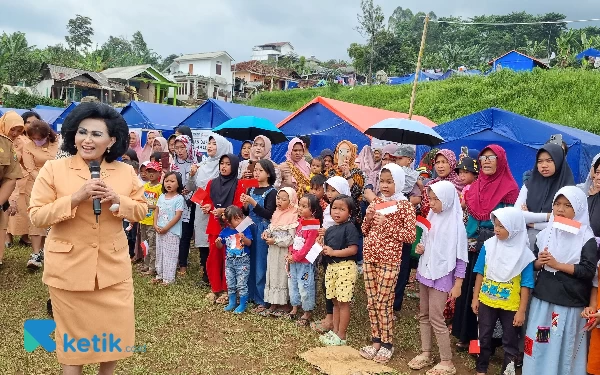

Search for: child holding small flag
xmin=153 ymin=172 xmax=185 ymax=285
xmin=360 ymin=163 xmax=416 ymax=363
xmin=217 ymin=206 xmax=253 ymax=314
xmin=286 ymin=194 xmax=323 ymax=326
xmin=471 ymin=207 xmax=535 ymax=374
xmin=522 ymin=186 xmax=598 ymax=375
xmin=408 ymin=180 xmax=468 ymax=374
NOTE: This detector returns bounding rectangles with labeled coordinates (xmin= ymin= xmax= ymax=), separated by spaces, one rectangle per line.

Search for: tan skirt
xmin=48 ymin=278 xmax=135 ymax=365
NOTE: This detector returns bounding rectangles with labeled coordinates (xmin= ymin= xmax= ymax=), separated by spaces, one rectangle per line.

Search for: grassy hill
xmin=248 ymin=68 xmax=600 ymax=133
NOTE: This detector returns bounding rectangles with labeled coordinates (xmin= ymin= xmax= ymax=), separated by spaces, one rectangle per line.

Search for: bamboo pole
xmin=408 ymin=15 xmax=430 ymax=120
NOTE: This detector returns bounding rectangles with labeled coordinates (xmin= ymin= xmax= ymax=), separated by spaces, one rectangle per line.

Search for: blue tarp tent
xmin=576 ymin=48 xmax=600 ymax=60
xmin=179 ymin=99 xmax=292 ymax=158
xmin=419 ymin=108 xmax=600 ymax=185
xmin=52 ymin=102 xmax=79 ymax=131
xmin=121 ymin=101 xmax=195 ymax=138
xmin=489 ymin=50 xmax=549 ymax=72
xmin=0 ymin=107 xmax=26 ymax=116
xmin=33 ymin=105 xmax=64 ymax=126
xmin=277 ymin=96 xmax=436 ymax=163
xmin=388 ymin=71 xmax=442 ymax=85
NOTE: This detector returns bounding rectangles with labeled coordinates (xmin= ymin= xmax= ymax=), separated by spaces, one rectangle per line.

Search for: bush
xmin=3 ymin=91 xmax=65 ymax=109
xmin=248 ymin=69 xmax=600 ymax=133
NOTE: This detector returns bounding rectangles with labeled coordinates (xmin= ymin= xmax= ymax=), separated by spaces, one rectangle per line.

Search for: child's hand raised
xmin=415 ymin=243 xmax=425 ymax=255
xmin=372 ymin=212 xmax=386 ymax=226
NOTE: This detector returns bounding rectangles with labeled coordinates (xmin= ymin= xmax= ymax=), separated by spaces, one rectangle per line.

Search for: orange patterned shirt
xmin=362 ymin=197 xmax=417 ymax=265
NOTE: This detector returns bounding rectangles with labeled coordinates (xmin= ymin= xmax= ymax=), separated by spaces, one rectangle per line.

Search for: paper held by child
xmin=191 ymin=187 xmax=207 ymax=205
xmin=301 ymin=218 xmax=321 ymax=231
xmin=552 ymin=216 xmax=581 ymax=234
xmin=306 ymin=242 xmax=323 ymax=264
xmin=235 ymin=216 xmax=254 ymax=233
xmin=374 ymin=201 xmax=398 ymax=215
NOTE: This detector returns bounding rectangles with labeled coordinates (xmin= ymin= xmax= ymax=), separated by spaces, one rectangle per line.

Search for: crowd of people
xmin=1 ymin=101 xmax=600 ymax=375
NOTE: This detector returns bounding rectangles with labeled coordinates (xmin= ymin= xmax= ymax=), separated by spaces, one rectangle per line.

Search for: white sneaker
xmin=26 ymin=253 xmax=42 ymax=269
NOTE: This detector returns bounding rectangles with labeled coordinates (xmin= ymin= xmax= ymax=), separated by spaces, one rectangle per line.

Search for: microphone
xmin=89 ymin=161 xmax=101 ymax=222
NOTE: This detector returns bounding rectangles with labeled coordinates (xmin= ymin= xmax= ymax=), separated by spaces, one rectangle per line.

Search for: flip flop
xmin=310 ymin=320 xmax=332 ymax=334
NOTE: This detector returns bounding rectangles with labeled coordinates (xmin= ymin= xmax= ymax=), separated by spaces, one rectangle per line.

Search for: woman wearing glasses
xmin=452 ymin=146 xmax=520 ymax=351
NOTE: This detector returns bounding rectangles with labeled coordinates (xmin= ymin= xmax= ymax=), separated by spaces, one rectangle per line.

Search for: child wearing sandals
xmin=360 ymin=164 xmax=416 ymax=363
xmin=286 ymin=194 xmax=323 ymax=326
xmin=471 ymin=207 xmax=535 ymax=375
xmin=319 ymin=195 xmax=360 ymax=346
xmin=409 ymin=180 xmax=468 ymax=375
xmin=261 ymin=187 xmax=298 ymax=317
xmin=152 ymin=172 xmax=185 ymax=285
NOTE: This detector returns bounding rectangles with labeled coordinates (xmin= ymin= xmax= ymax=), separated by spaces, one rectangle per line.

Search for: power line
xmin=425 ymin=18 xmax=600 ymax=26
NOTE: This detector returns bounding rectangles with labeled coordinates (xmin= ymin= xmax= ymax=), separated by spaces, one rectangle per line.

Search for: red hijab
xmin=465 ymin=145 xmax=519 ymax=221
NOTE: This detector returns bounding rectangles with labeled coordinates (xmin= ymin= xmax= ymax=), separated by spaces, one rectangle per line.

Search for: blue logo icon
xmin=24 ymin=319 xmax=56 ymax=352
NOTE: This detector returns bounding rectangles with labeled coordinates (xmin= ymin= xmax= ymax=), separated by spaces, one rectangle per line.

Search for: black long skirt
xmin=451 ymin=250 xmax=479 ymax=343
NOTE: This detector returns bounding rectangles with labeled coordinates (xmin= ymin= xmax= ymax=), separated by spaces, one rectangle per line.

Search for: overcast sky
xmin=1 ymin=0 xmax=599 ymax=63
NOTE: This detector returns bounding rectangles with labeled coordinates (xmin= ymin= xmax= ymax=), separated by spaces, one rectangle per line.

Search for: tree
xmin=356 ymin=0 xmax=385 ymax=84
xmin=160 ymin=54 xmax=180 ymax=72
xmin=0 ymin=32 xmax=39 ymax=85
xmin=65 ymin=15 xmax=94 ymax=52
xmin=131 ymin=31 xmax=160 ymax=66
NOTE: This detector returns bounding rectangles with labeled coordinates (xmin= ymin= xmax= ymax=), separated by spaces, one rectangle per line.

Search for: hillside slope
xmin=247 ymin=69 xmax=600 ymax=133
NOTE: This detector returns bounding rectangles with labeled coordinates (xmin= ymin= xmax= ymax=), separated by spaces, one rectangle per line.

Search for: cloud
xmin=1 ymin=0 xmax=598 ymax=63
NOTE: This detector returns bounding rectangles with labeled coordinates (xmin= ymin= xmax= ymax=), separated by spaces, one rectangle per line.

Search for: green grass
xmin=247 ymin=68 xmax=600 ymax=134
xmin=0 ymin=242 xmax=501 ymax=375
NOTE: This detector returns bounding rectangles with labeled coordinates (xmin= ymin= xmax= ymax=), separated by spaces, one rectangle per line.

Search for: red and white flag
xmin=235 ymin=216 xmax=254 ymax=233
xmin=553 ymin=216 xmax=581 ymax=234
xmin=141 ymin=240 xmax=149 ymax=258
xmin=375 ymin=201 xmax=398 ymax=215
xmin=416 ymin=215 xmax=431 ymax=235
xmin=301 ymin=218 xmax=321 ymax=231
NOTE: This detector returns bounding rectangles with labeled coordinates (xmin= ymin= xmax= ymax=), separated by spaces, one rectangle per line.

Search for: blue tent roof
xmin=179 ymin=99 xmax=292 ymax=158
xmin=32 ymin=106 xmax=64 ymax=128
xmin=388 ymin=71 xmax=442 ymax=85
xmin=576 ymin=48 xmax=600 ymax=60
xmin=120 ymin=101 xmax=195 ymax=135
xmin=417 ymin=108 xmax=600 ymax=185
xmin=0 ymin=108 xmax=26 ymax=116
xmin=52 ymin=102 xmax=79 ymax=131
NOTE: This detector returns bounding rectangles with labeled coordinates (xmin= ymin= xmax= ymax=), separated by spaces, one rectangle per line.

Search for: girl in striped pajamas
xmin=153 ymin=172 xmax=185 ymax=285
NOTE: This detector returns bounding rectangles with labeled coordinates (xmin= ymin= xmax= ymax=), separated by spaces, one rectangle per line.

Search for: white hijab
xmin=194 ymin=133 xmax=233 ymax=189
xmin=323 ymin=176 xmax=351 ymax=229
xmin=379 ymin=163 xmax=407 ymax=201
xmin=578 ymin=153 xmax=600 ymax=195
xmin=536 ymin=186 xmax=595 ymax=273
xmin=485 ymin=207 xmax=535 ymax=282
xmin=418 ymin=180 xmax=469 ymax=280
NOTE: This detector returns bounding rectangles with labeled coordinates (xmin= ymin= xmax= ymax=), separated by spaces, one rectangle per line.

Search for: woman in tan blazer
xmin=22 ymin=120 xmax=59 ymax=269
xmin=29 ymin=103 xmax=147 ymax=375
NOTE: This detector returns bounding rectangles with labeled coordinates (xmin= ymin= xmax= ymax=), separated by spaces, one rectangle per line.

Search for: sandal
xmin=425 ymin=364 xmax=457 ymax=375
xmin=320 ymin=331 xmax=347 ymax=346
xmin=258 ymin=309 xmax=273 ymax=317
xmin=297 ymin=317 xmax=310 ymax=327
xmin=310 ymin=319 xmax=332 ymax=334
xmin=373 ymin=347 xmax=394 ymax=364
xmin=408 ymin=354 xmax=434 ymax=370
xmin=150 ymin=278 xmax=162 ymax=284
xmin=359 ymin=345 xmax=379 ymax=360
xmin=215 ymin=294 xmax=228 ymax=304
xmin=270 ymin=309 xmax=289 ymax=318
xmin=252 ymin=305 xmax=267 ymax=314
xmin=287 ymin=311 xmax=297 ymax=320
xmin=205 ymin=292 xmax=217 ymax=303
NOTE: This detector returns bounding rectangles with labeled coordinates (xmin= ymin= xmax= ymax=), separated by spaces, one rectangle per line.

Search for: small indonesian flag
xmin=416 ymin=215 xmax=431 ymax=234
xmin=375 ymin=201 xmax=398 ymax=215
xmin=235 ymin=216 xmax=254 ymax=233
xmin=141 ymin=240 xmax=149 ymax=258
xmin=306 ymin=242 xmax=323 ymax=264
xmin=301 ymin=218 xmax=321 ymax=231
xmin=411 ymin=216 xmax=431 ymax=259
xmin=239 ymin=178 xmax=260 ymax=192
xmin=191 ymin=187 xmax=207 ymax=205
xmin=553 ymin=216 xmax=581 ymax=234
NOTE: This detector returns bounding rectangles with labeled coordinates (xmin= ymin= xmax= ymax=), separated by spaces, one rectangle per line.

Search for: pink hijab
xmin=270 ymin=187 xmax=299 ymax=228
xmin=286 ymin=137 xmax=311 ymax=176
xmin=357 ymin=145 xmax=381 ymax=190
xmin=129 ymin=129 xmax=143 ymax=159
xmin=139 ymin=130 xmax=159 ymax=163
xmin=251 ymin=135 xmax=272 ymax=160
xmin=154 ymin=136 xmax=168 ymax=152
xmin=428 ymin=149 xmax=464 ymax=192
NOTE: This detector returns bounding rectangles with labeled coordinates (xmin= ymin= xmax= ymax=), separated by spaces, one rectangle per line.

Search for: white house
xmin=165 ymin=51 xmax=234 ymax=102
xmin=251 ymin=42 xmax=294 ymax=62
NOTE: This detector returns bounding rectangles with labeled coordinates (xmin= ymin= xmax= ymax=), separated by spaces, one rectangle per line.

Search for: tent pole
xmin=408 ymin=15 xmax=429 ymax=120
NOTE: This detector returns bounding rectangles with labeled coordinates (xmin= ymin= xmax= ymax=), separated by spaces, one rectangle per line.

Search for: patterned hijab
xmin=170 ymin=135 xmax=194 ymax=185
xmin=286 ymin=137 xmax=311 ymax=176
xmin=427 ymin=149 xmax=464 ymax=192
xmin=417 ymin=147 xmax=440 ymax=179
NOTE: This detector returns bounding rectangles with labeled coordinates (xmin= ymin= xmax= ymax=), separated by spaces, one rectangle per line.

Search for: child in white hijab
xmin=471 ymin=207 xmax=535 ymax=375
xmin=409 ymin=180 xmax=468 ymax=374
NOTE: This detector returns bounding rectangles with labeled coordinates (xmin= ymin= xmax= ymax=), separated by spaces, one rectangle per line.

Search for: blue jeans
xmin=248 ymin=218 xmax=269 ymax=305
xmin=225 ymin=255 xmax=250 ymax=296
xmin=288 ymin=262 xmax=316 ymax=311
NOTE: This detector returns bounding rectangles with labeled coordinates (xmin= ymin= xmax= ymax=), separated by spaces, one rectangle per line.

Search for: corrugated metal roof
xmin=46 ymin=64 xmax=111 ymax=87
xmin=175 ymin=51 xmax=233 ymax=62
xmin=102 ymin=65 xmax=152 ymax=80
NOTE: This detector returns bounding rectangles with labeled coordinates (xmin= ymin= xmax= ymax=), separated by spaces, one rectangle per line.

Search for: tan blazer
xmin=29 ymin=154 xmax=147 ymax=291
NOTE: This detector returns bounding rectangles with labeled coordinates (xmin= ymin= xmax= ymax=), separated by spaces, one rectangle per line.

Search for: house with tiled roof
xmin=164 ymin=51 xmax=234 ymax=103
xmin=251 ymin=42 xmax=294 ymax=62
xmin=36 ymin=63 xmax=124 ymax=103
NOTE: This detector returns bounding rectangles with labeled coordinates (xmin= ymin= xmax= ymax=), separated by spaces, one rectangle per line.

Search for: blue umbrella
xmin=212 ymin=116 xmax=288 ymax=144
xmin=365 ymin=118 xmax=444 ymax=146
